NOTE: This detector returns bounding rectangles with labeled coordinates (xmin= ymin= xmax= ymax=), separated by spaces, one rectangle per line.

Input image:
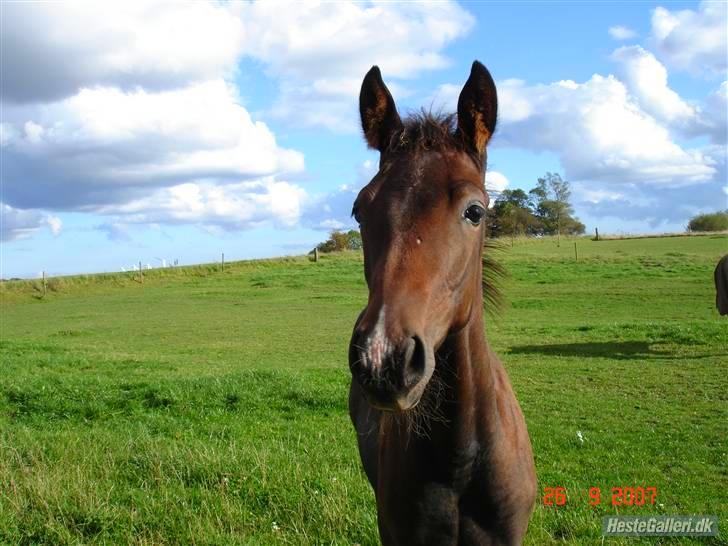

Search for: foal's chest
xmin=378 ymin=479 xmax=512 ymax=546
xmin=377 ymin=443 xmax=508 ymax=545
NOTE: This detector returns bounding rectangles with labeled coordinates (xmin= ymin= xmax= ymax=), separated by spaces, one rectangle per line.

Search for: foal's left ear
xmin=457 ymin=60 xmax=498 ymax=157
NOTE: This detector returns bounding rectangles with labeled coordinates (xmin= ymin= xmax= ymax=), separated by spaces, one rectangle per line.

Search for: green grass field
xmin=1 ymin=234 xmax=727 ymax=545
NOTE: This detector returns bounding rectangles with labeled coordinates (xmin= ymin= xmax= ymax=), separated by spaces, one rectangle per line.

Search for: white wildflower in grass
xmin=576 ymin=430 xmax=584 ymax=444
xmin=272 ymin=521 xmax=280 ymax=532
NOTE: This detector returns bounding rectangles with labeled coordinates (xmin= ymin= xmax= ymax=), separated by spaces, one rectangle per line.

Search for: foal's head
xmin=349 ymin=61 xmax=498 ymax=411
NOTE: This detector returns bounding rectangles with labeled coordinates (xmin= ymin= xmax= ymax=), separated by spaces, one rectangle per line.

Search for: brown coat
xmin=349 ymin=62 xmax=536 ymax=546
xmin=715 ymin=255 xmax=728 ymax=315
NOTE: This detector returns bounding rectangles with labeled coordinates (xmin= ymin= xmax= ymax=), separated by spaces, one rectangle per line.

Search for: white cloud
xmin=650 ymin=1 xmax=727 ymax=74
xmin=2 ymin=80 xmax=303 ymax=210
xmin=1 ymin=1 xmax=311 ymax=237
xmin=23 ymin=121 xmax=45 ymax=143
xmin=610 ymin=46 xmax=695 ymax=125
xmin=695 ymin=81 xmax=728 ymax=145
xmin=236 ymin=1 xmax=472 ymax=81
xmin=0 ymin=1 xmax=244 ymax=103
xmin=1 ymin=203 xmax=62 ymax=241
xmin=610 ymin=46 xmax=727 ymax=145
xmin=496 ymin=75 xmax=714 ymax=186
xmin=234 ymin=0 xmax=474 ymax=131
xmin=485 ymin=171 xmax=509 ymax=206
xmin=95 ymin=178 xmax=308 ymax=233
xmin=46 ymin=216 xmax=62 ymax=236
xmin=609 ymin=25 xmax=638 ymax=40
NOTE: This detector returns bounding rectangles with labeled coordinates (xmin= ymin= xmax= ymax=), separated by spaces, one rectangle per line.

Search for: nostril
xmin=349 ymin=332 xmax=368 ymax=372
xmin=403 ymin=335 xmax=426 ymax=387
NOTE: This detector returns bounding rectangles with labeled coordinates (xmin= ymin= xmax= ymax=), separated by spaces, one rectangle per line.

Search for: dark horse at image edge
xmin=348 ymin=61 xmax=537 ymax=545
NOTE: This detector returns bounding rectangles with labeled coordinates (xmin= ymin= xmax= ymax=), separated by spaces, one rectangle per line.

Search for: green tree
xmin=316 ymin=229 xmax=363 ymax=253
xmin=487 ymin=189 xmax=541 ymax=238
xmin=345 ymin=230 xmax=362 ymax=250
xmin=528 ymin=172 xmax=584 ymax=240
xmin=687 ymin=211 xmax=728 ymax=232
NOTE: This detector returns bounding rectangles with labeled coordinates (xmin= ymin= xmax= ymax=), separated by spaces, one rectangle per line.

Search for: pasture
xmin=1 ymin=234 xmax=726 ymax=545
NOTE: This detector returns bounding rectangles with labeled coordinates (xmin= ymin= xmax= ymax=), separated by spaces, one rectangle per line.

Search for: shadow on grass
xmin=508 ymin=341 xmax=676 ymax=361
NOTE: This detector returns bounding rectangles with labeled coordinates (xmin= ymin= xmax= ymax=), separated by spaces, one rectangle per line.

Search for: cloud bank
xmin=1 ymin=0 xmax=725 ymax=243
xmin=1 ymin=1 xmax=473 ymax=239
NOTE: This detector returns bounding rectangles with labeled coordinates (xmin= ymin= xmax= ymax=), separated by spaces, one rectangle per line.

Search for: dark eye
xmin=351 ymin=203 xmax=361 ymax=224
xmin=463 ymin=203 xmax=486 ymax=226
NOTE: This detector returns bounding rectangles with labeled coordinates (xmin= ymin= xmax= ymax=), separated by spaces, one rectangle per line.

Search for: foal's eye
xmin=463 ymin=203 xmax=486 ymax=226
xmin=352 ymin=203 xmax=362 ymax=224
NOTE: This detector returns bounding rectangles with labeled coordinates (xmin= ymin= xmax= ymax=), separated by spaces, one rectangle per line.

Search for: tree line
xmin=487 ymin=172 xmax=584 ymax=238
xmin=314 ymin=172 xmax=726 ymax=253
xmin=315 ymin=230 xmax=362 ymax=253
xmin=687 ymin=211 xmax=728 ymax=232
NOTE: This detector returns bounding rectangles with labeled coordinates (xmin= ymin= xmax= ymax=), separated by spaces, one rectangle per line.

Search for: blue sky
xmin=1 ymin=1 xmax=726 ymax=278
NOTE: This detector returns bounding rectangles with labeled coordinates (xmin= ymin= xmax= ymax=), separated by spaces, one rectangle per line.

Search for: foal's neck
xmin=433 ymin=296 xmax=500 ymax=452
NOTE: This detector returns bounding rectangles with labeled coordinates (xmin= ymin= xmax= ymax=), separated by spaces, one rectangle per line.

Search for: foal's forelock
xmin=381 ymin=111 xmax=483 ymax=169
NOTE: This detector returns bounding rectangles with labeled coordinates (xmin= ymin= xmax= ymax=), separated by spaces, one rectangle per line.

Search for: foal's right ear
xmin=359 ymin=66 xmax=402 ymax=152
xmin=457 ymin=61 xmax=498 ymax=157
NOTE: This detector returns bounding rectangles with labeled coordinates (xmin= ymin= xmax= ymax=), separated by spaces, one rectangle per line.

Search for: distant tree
xmin=316 ymin=229 xmax=362 ymax=253
xmin=345 ymin=229 xmax=362 ymax=250
xmin=528 ymin=172 xmax=584 ymax=239
xmin=330 ymin=230 xmax=349 ymax=251
xmin=487 ymin=189 xmax=541 ymax=238
xmin=687 ymin=211 xmax=728 ymax=232
xmin=499 ymin=188 xmax=531 ymax=209
xmin=316 ymin=239 xmax=336 ymax=253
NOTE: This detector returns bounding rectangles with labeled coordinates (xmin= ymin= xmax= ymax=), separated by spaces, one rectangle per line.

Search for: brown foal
xmin=348 ymin=61 xmax=537 ymax=545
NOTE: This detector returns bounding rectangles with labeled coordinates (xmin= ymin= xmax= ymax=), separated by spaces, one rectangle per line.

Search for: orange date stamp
xmin=542 ymin=486 xmax=658 ymax=507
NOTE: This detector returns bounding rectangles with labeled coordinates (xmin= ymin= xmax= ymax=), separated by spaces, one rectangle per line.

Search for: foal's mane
xmin=482 ymin=239 xmax=507 ymax=315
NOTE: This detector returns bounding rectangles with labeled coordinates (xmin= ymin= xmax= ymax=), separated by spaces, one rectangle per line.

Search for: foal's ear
xmin=457 ymin=60 xmax=498 ymax=157
xmin=359 ymin=66 xmax=402 ymax=152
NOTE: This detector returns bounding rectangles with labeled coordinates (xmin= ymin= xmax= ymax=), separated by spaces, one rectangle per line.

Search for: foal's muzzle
xmin=348 ymin=330 xmax=432 ymax=411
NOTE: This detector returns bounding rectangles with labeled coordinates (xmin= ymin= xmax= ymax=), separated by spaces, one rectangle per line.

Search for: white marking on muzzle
xmin=367 ymin=306 xmax=388 ymax=368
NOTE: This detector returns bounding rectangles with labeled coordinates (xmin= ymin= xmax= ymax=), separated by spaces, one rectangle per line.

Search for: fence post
xmin=574 ymin=242 xmax=578 ymax=262
xmin=139 ymin=261 xmax=143 ymax=284
xmin=313 ymin=247 xmax=319 ymax=262
xmin=595 ymin=227 xmax=599 ymax=241
xmin=222 ymin=252 xmax=225 ymax=272
xmin=42 ymin=271 xmax=47 ymax=296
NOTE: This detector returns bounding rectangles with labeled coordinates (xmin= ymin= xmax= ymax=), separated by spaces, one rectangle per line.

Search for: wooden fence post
xmin=595 ymin=227 xmax=599 ymax=241
xmin=313 ymin=247 xmax=319 ymax=262
xmin=574 ymin=242 xmax=578 ymax=262
xmin=139 ymin=261 xmax=143 ymax=284
xmin=42 ymin=271 xmax=47 ymax=297
xmin=222 ymin=252 xmax=225 ymax=272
